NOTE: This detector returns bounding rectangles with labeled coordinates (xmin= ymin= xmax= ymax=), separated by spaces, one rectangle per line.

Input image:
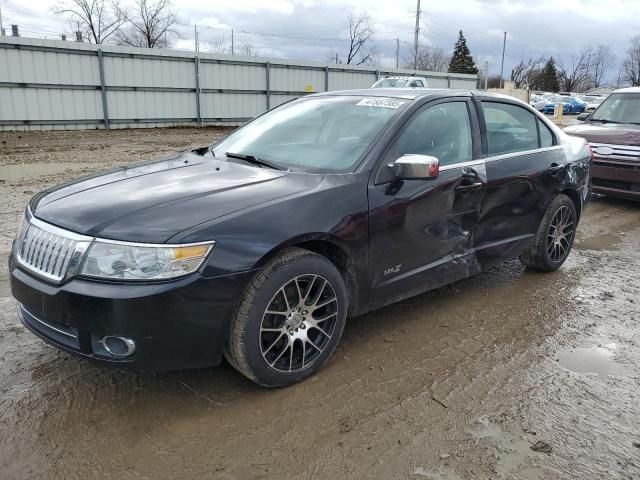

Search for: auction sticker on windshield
xmin=356 ymin=98 xmax=406 ymax=109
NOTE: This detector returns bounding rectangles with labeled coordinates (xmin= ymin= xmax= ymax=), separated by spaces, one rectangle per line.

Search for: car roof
xmin=311 ymin=88 xmax=530 ymax=105
xmin=613 ymin=87 xmax=640 ymax=94
xmin=311 ymin=88 xmax=451 ymax=100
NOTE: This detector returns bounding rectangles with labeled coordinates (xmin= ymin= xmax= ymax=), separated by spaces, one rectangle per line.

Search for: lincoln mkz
xmin=10 ymin=89 xmax=592 ymax=386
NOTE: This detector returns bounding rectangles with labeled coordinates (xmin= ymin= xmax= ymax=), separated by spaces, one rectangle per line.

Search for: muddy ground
xmin=0 ymin=128 xmax=639 ymax=480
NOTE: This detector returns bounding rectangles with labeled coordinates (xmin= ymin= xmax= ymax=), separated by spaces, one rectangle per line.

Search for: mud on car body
xmin=9 ymin=89 xmax=592 ymax=387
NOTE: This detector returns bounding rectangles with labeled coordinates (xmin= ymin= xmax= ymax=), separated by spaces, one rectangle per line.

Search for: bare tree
xmin=558 ymin=47 xmax=592 ymax=92
xmin=116 ymin=0 xmax=177 ymax=48
xmin=408 ymin=46 xmax=450 ymax=72
xmin=623 ymin=36 xmax=640 ymax=86
xmin=53 ymin=0 xmax=124 ymax=44
xmin=510 ymin=56 xmax=544 ymax=89
xmin=588 ymin=45 xmax=614 ymax=88
xmin=235 ymin=39 xmax=259 ymax=57
xmin=207 ymin=35 xmax=229 ymax=54
xmin=344 ymin=12 xmax=375 ymax=65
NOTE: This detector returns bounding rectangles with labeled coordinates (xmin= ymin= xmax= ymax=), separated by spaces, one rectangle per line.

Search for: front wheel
xmin=520 ymin=194 xmax=577 ymax=272
xmin=225 ymin=248 xmax=348 ymax=387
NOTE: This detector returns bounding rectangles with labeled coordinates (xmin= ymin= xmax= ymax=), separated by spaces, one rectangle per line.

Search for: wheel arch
xmin=560 ymin=187 xmax=582 ymax=220
xmin=254 ymin=234 xmax=361 ymax=316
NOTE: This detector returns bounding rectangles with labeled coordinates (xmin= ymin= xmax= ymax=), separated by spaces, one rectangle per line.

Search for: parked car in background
xmin=582 ymin=95 xmax=606 ymax=112
xmin=543 ymin=96 xmax=586 ymax=115
xmin=371 ymin=76 xmax=428 ymax=88
xmin=565 ymin=87 xmax=640 ymax=200
xmin=530 ymin=94 xmax=547 ymax=111
xmin=10 ymin=89 xmax=591 ymax=387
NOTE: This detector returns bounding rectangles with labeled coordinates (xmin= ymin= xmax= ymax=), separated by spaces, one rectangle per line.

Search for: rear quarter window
xmin=539 ymin=119 xmax=555 ymax=147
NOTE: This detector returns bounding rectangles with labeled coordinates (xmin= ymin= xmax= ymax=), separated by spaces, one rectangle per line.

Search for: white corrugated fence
xmin=0 ymin=37 xmax=478 ymax=131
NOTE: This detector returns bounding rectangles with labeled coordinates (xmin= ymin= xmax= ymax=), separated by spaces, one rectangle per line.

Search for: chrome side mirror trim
xmin=390 ymin=154 xmax=440 ymax=180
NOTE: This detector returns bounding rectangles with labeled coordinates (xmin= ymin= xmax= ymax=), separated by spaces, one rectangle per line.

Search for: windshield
xmin=591 ymin=93 xmax=640 ymax=124
xmin=371 ymin=78 xmax=409 ymax=88
xmin=213 ymin=96 xmax=407 ymax=172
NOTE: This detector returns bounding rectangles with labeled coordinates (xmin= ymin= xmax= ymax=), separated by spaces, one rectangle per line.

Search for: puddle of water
xmin=468 ymin=416 xmax=538 ymax=474
xmin=557 ymin=344 xmax=623 ymax=379
xmin=575 ymin=233 xmax=621 ymax=251
xmin=0 ymin=162 xmax=102 ymax=182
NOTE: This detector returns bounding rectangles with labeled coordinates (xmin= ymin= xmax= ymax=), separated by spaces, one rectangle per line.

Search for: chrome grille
xmin=14 ymin=214 xmax=92 ymax=283
xmin=589 ymin=142 xmax=640 ymax=162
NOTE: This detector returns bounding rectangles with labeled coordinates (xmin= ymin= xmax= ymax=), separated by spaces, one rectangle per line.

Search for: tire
xmin=520 ymin=194 xmax=577 ymax=272
xmin=225 ymin=248 xmax=348 ymax=387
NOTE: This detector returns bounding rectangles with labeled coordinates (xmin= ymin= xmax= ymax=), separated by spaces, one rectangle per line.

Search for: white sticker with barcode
xmin=356 ymin=98 xmax=405 ymax=109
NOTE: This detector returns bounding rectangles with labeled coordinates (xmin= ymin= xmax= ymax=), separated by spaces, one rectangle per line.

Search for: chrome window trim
xmin=422 ymin=146 xmax=563 ymax=173
xmin=484 ymin=145 xmax=563 ymax=164
xmin=439 ymin=159 xmax=486 ymax=172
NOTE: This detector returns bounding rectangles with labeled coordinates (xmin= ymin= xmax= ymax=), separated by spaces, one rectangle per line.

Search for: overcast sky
xmin=2 ymin=0 xmax=639 ymax=82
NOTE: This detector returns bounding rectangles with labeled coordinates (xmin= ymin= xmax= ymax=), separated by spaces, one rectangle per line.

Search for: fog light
xmin=101 ymin=336 xmax=136 ymax=357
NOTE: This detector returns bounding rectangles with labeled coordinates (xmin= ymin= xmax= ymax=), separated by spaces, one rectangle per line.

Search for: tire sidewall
xmin=240 ymin=255 xmax=348 ymax=387
xmin=541 ymin=195 xmax=577 ymax=269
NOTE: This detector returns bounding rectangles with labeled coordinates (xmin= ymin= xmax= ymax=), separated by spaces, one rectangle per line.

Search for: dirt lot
xmin=1 ymin=128 xmax=639 ymax=480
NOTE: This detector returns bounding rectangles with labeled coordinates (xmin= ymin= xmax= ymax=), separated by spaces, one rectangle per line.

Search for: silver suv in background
xmin=371 ymin=76 xmax=428 ymax=88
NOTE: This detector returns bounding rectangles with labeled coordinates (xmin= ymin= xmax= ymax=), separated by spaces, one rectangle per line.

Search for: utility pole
xmin=335 ymin=52 xmax=339 ymax=64
xmin=395 ymin=38 xmax=400 ymax=69
xmin=0 ymin=1 xmax=4 ymax=37
xmin=231 ymin=29 xmax=234 ymax=55
xmin=413 ymin=0 xmax=421 ymax=70
xmin=484 ymin=60 xmax=489 ymax=90
xmin=500 ymin=31 xmax=507 ymax=89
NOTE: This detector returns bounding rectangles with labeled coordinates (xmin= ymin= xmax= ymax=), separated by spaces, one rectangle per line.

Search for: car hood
xmin=564 ymin=123 xmax=640 ymax=146
xmin=32 ymin=151 xmax=324 ymax=243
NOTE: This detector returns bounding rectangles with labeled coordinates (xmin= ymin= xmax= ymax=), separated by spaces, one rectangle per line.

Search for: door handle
xmin=455 ymin=182 xmax=483 ymax=192
xmin=548 ymin=163 xmax=565 ymax=176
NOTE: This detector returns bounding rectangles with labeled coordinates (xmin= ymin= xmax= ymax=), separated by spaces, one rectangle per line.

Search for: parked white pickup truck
xmin=371 ymin=76 xmax=429 ymax=88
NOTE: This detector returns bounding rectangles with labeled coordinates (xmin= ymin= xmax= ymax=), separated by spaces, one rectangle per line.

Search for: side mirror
xmin=577 ymin=112 xmax=591 ymax=122
xmin=390 ymin=154 xmax=439 ymax=180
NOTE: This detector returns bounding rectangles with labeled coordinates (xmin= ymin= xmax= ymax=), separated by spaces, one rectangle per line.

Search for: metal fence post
xmin=447 ymin=76 xmax=451 ymax=88
xmin=324 ymin=66 xmax=329 ymax=92
xmin=96 ymin=49 xmax=109 ymax=129
xmin=194 ymin=55 xmax=202 ymax=127
xmin=265 ymin=62 xmax=271 ymax=110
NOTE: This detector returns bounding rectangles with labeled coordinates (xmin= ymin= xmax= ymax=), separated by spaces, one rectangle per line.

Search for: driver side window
xmin=388 ymin=101 xmax=473 ymax=167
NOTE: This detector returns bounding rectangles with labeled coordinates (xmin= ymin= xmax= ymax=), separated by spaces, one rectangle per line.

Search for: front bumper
xmin=591 ymin=157 xmax=640 ymax=200
xmin=10 ymin=255 xmax=256 ymax=372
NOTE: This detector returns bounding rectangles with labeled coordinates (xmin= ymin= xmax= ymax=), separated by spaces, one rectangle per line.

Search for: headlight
xmin=79 ymin=241 xmax=214 ymax=280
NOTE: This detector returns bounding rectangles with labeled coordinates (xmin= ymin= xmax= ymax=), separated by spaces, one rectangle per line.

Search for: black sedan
xmin=10 ymin=89 xmax=592 ymax=387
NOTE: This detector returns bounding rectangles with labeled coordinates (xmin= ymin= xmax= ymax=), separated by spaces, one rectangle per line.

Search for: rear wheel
xmin=520 ymin=194 xmax=577 ymax=272
xmin=226 ymin=248 xmax=348 ymax=387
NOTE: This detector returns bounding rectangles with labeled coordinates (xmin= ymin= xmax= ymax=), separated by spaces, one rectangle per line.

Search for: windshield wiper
xmin=225 ymin=152 xmax=283 ymax=170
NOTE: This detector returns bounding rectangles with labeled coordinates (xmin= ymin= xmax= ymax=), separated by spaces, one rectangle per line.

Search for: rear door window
xmin=482 ymin=102 xmax=539 ymax=155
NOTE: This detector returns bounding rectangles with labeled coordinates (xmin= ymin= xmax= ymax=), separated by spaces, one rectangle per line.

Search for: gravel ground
xmin=1 ymin=128 xmax=639 ymax=480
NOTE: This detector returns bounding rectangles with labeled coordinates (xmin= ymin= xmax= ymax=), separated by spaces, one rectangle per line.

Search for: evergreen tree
xmin=448 ymin=31 xmax=479 ymax=75
xmin=531 ymin=57 xmax=560 ymax=92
